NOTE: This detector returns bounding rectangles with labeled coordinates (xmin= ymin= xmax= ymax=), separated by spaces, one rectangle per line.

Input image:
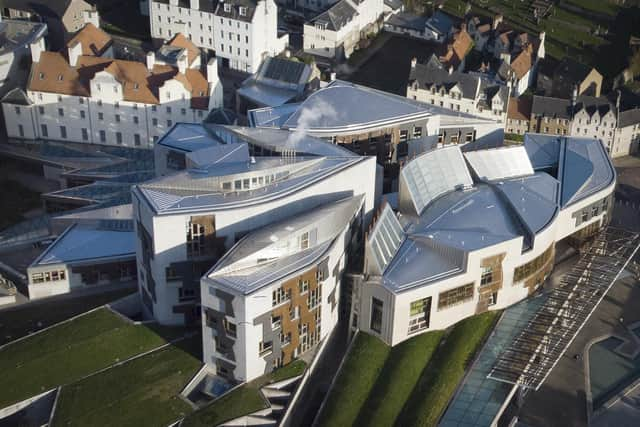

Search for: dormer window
xmin=133 ymin=83 xmax=139 ymax=90
xmin=224 ymin=3 xmax=231 ymax=12
xmin=57 ymin=74 xmax=63 ymax=81
xmin=39 ymin=72 xmax=45 ymax=80
xmin=239 ymin=6 xmax=247 ymax=16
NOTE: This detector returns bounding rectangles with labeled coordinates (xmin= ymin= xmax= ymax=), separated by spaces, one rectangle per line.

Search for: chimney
xmin=330 ymin=72 xmax=336 ymax=81
xmin=31 ymin=37 xmax=45 ymax=63
xmin=492 ymin=14 xmax=503 ymax=30
xmin=410 ymin=57 xmax=417 ymax=68
xmin=190 ymin=0 xmax=200 ymax=8
xmin=146 ymin=51 xmax=155 ymax=70
xmin=177 ymin=52 xmax=188 ymax=74
xmin=285 ymin=49 xmax=291 ymax=58
xmin=68 ymin=40 xmax=82 ymax=67
xmin=207 ymin=57 xmax=219 ymax=84
xmin=500 ymin=52 xmax=511 ymax=65
xmin=448 ymin=66 xmax=454 ymax=75
xmin=83 ymin=8 xmax=100 ymax=28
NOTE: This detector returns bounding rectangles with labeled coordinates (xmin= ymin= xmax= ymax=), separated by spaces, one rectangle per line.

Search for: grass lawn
xmin=0 ymin=307 xmax=182 ymax=408
xmin=182 ymin=359 xmax=307 ymax=427
xmin=355 ymin=330 xmax=445 ymax=427
xmin=0 ymin=179 xmax=41 ymax=231
xmin=0 ymin=287 xmax=136 ymax=346
xmin=51 ymin=336 xmax=202 ymax=427
xmin=315 ymin=333 xmax=391 ymax=427
xmin=396 ymin=311 xmax=501 ymax=427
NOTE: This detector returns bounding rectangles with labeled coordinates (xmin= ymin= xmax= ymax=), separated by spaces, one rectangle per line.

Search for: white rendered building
xmin=132 ymin=129 xmax=379 ymax=325
xmin=149 ymin=0 xmax=288 ymax=73
xmin=351 ymin=134 xmax=616 ymax=346
xmin=27 ymin=224 xmax=136 ymax=300
xmin=303 ymin=0 xmax=384 ymax=60
xmin=1 ymin=26 xmax=222 ymax=148
xmin=202 ymin=194 xmax=365 ymax=382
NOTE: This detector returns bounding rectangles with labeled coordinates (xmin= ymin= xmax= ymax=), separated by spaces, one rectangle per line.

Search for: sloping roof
xmin=531 ymin=95 xmax=571 ymax=119
xmin=553 ymin=57 xmax=600 ymax=98
xmin=1 ymin=87 xmax=32 ymax=105
xmin=310 ymin=0 xmax=358 ymax=32
xmin=0 ymin=19 xmax=47 ymax=56
xmin=510 ymin=44 xmax=535 ymax=79
xmin=31 ymin=224 xmax=135 ymax=266
xmin=205 ymin=108 xmax=239 ymax=125
xmin=386 ymin=12 xmax=427 ymax=32
xmin=215 ymin=0 xmax=257 ymax=23
xmin=439 ymin=28 xmax=473 ymax=70
xmin=426 ymin=10 xmax=454 ymax=35
xmin=383 ymin=0 xmax=403 ymax=11
xmin=167 ymin=33 xmax=200 ymax=65
xmin=259 ymin=57 xmax=309 ymax=85
xmin=28 ymin=52 xmax=210 ymax=109
xmin=618 ymin=108 xmax=640 ymax=128
xmin=508 ymin=96 xmax=531 ymax=121
xmin=3 ymin=0 xmax=74 ymax=17
xmin=572 ymin=95 xmax=614 ymax=118
xmin=66 ymin=23 xmax=112 ymax=57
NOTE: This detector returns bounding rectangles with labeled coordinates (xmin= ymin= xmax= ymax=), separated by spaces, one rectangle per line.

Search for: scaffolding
xmin=488 ymin=227 xmax=640 ymax=390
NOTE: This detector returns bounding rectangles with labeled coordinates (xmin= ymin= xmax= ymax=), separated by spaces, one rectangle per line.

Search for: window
xmin=179 ymin=287 xmax=196 ymax=301
xmin=408 ymin=297 xmax=432 ymax=334
xmin=38 ymin=106 xmax=44 ymax=115
xmin=307 ymin=286 xmax=321 ymax=309
xmin=134 ymin=134 xmax=141 ymax=146
xmin=41 ymin=124 xmax=48 ymax=137
xmin=60 ymin=126 xmax=67 ymax=139
xmin=299 ymin=279 xmax=309 ymax=294
xmin=289 ymin=305 xmax=300 ymax=320
xmin=399 ymin=130 xmax=408 ymax=142
xmin=413 ymin=126 xmax=422 ymax=139
xmin=81 ymin=128 xmax=88 ymax=141
xmin=591 ymin=205 xmax=599 ymax=217
xmin=280 ymin=332 xmax=291 ymax=346
xmin=488 ymin=292 xmax=498 ymax=306
xmin=581 ymin=210 xmax=589 ymax=222
xmin=80 ymin=110 xmax=85 ymax=119
xmin=133 ymin=116 xmax=139 ymax=124
xmin=98 ymin=112 xmax=104 ymax=120
xmin=18 ymin=124 xmax=24 ymax=137
xmin=438 ymin=283 xmax=474 ymax=310
xmin=259 ymin=341 xmax=273 ymax=356
xmin=116 ymin=132 xmax=122 ymax=144
xmin=513 ymin=246 xmax=554 ymax=283
xmin=480 ymin=266 xmax=493 ymax=286
xmin=115 ymin=114 xmax=120 ymax=123
xmin=370 ymin=297 xmax=383 ymax=333
xmin=300 ymin=232 xmax=309 ymax=250
xmin=181 ymin=108 xmax=186 ymax=115
xmin=58 ymin=108 xmax=64 ymax=117
xmin=14 ymin=106 xmax=20 ymax=115
xmin=271 ymin=315 xmax=281 ymax=330
xmin=152 ymin=105 xmax=157 ymax=112
xmin=223 ymin=318 xmax=237 ymax=338
xmin=99 ymin=130 xmax=106 ymax=142
xmin=167 ymin=120 xmax=173 ymax=127
xmin=152 ymin=118 xmax=158 ymax=126
xmin=272 ymin=286 xmax=290 ymax=306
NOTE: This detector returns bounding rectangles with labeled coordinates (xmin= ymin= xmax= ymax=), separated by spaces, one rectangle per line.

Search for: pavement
xmin=592 ymin=381 xmax=640 ymax=427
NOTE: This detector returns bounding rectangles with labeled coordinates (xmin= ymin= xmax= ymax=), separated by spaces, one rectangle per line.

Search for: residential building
xmin=236 ymin=56 xmax=317 ymax=114
xmin=570 ymin=96 xmax=617 ymax=153
xmin=303 ymin=0 xmax=384 ymax=60
xmin=384 ymin=10 xmax=455 ymax=42
xmin=27 ymin=223 xmax=136 ymax=299
xmin=438 ymin=26 xmax=473 ymax=72
xmin=202 ymin=194 xmax=365 ymax=382
xmin=351 ymin=134 xmax=616 ymax=346
xmin=132 ymin=128 xmax=378 ymax=325
xmin=424 ymin=11 xmax=455 ymax=42
xmin=1 ymin=0 xmax=97 ymax=48
xmin=407 ymin=56 xmax=510 ymax=124
xmin=149 ymin=0 xmax=288 ymax=73
xmin=613 ymin=108 xmax=640 ymax=157
xmin=249 ymin=79 xmax=504 ymax=191
xmin=506 ymin=97 xmax=531 ymax=136
xmin=537 ymin=57 xmax=603 ymax=99
xmin=529 ymin=95 xmax=571 ymax=136
xmin=1 ymin=26 xmax=223 ymax=147
xmin=0 ymin=19 xmax=47 ymax=97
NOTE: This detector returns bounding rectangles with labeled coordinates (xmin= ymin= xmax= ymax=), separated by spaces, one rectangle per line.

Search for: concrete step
xmin=267 ymin=374 xmax=303 ymax=390
xmin=261 ymin=387 xmax=291 ymax=400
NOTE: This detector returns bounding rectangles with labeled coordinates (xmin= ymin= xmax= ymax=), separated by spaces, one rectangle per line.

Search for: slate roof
xmin=552 ymin=57 xmax=599 ymax=98
xmin=531 ymin=96 xmax=571 ymax=119
xmin=426 ymin=10 xmax=454 ymax=35
xmin=310 ymin=0 xmax=358 ymax=32
xmin=1 ymin=88 xmax=32 ymax=105
xmin=215 ymin=0 xmax=257 ymax=23
xmin=618 ymin=108 xmax=640 ymax=128
xmin=386 ymin=12 xmax=427 ymax=32
xmin=508 ymin=96 xmax=532 ymax=121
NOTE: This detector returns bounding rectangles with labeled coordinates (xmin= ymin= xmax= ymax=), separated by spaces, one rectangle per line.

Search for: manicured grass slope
xmin=316 ymin=333 xmax=391 ymax=427
xmin=396 ymin=311 xmax=500 ymax=427
xmin=355 ymin=330 xmax=445 ymax=427
xmin=182 ymin=359 xmax=307 ymax=427
xmin=0 ymin=288 xmax=136 ymax=346
xmin=52 ymin=336 xmax=202 ymax=427
xmin=0 ymin=308 xmax=172 ymax=408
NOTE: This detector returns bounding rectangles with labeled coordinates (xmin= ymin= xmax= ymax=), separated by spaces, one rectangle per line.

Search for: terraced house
xmin=1 ymin=24 xmax=223 ymax=147
xmin=350 ymin=134 xmax=616 ymax=345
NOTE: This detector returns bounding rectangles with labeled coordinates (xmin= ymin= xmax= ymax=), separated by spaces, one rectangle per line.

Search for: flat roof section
xmin=32 ymin=225 xmax=135 ymax=267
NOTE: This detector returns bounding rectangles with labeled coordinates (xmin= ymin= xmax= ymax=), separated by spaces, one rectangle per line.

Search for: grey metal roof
xmin=204 ymin=108 xmax=238 ymax=125
xmin=560 ymin=136 xmax=615 ymax=207
xmin=157 ymin=123 xmax=222 ymax=152
xmin=386 ymin=12 xmax=427 ymax=32
xmin=1 ymin=88 xmax=32 ymax=105
xmin=523 ymin=133 xmax=561 ymax=169
xmin=208 ymin=195 xmax=364 ymax=294
xmin=31 ymin=224 xmax=135 ymax=267
xmin=530 ymin=96 xmax=571 ymax=119
xmin=464 ymin=146 xmax=534 ymax=181
xmin=248 ymin=103 xmax=300 ymax=128
xmin=383 ymin=0 xmax=403 ymax=11
xmin=214 ymin=0 xmax=256 ymax=22
xmin=260 ymin=57 xmax=309 ymax=85
xmin=310 ymin=0 xmax=358 ymax=32
xmin=237 ymin=81 xmax=299 ymax=107
xmin=282 ymin=80 xmax=434 ymax=131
